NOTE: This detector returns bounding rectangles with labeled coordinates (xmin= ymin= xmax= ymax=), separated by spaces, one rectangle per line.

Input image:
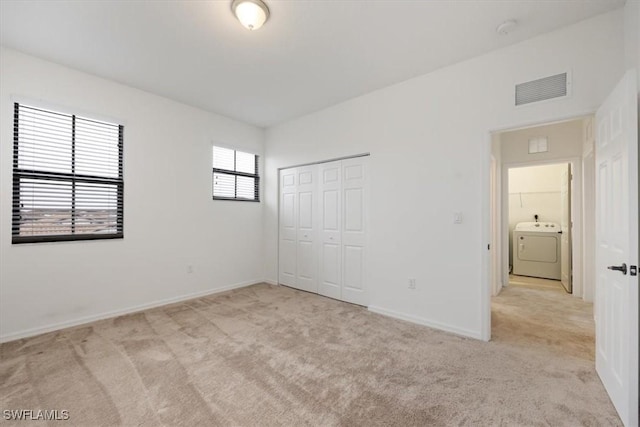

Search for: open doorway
xmin=489 ymin=116 xmax=595 ymax=301
xmin=484 ymin=70 xmax=638 ymax=426
xmin=488 ymin=116 xmax=597 ymax=357
xmin=508 ymin=163 xmax=572 ymax=293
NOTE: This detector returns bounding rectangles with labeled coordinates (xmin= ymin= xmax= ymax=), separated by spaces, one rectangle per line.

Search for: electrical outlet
xmin=408 ymin=278 xmax=416 ymax=289
xmin=453 ymin=212 xmax=463 ymax=224
xmin=187 ymin=265 xmax=194 ymax=274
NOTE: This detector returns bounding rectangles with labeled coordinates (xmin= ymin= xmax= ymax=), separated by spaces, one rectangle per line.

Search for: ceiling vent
xmin=515 ymin=72 xmax=569 ymax=106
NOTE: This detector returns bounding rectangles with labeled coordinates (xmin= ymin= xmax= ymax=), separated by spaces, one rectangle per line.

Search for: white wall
xmin=500 ymin=119 xmax=584 ymax=164
xmin=264 ymin=9 xmax=625 ymax=339
xmin=509 ymin=163 xmax=567 ymax=194
xmin=0 ymin=48 xmax=265 ymax=342
xmin=623 ymin=0 xmax=640 ymax=82
xmin=507 ymin=163 xmax=566 ymax=266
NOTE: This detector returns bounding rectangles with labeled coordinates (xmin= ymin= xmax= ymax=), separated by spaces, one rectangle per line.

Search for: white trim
xmin=480 ymin=129 xmax=492 ymax=341
xmin=264 ymin=279 xmax=278 ymax=285
xmin=278 ymin=153 xmax=370 ymax=171
xmin=368 ymin=305 xmax=483 ymax=340
xmin=0 ymin=279 xmax=263 ymax=343
xmin=211 ymin=141 xmax=261 ymax=157
xmin=581 ymin=150 xmax=596 ymax=302
xmin=277 ymin=168 xmax=281 ymax=287
xmin=490 ymin=111 xmax=593 ymax=135
xmin=483 ymin=111 xmax=596 ymax=343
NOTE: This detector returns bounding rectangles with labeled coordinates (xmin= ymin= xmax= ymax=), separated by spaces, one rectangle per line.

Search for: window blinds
xmin=12 ymin=103 xmax=124 ymax=243
xmin=212 ymin=146 xmax=259 ymax=201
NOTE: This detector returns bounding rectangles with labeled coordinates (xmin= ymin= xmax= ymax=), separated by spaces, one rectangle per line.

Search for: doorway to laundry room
xmin=508 ymin=163 xmax=571 ymax=293
xmin=489 ymin=116 xmax=597 ymax=359
xmin=486 ymin=71 xmax=638 ymax=426
xmin=489 ymin=116 xmax=595 ymax=301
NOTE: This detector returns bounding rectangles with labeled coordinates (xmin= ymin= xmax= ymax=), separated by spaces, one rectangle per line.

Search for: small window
xmin=212 ymin=146 xmax=259 ymax=202
xmin=12 ymin=103 xmax=124 ymax=243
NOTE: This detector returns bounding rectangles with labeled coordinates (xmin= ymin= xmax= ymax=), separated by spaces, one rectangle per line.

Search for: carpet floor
xmin=0 ymin=283 xmax=620 ymax=426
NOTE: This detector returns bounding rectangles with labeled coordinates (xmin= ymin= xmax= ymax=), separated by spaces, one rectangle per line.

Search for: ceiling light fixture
xmin=496 ymin=20 xmax=518 ymax=36
xmin=231 ymin=0 xmax=270 ymax=31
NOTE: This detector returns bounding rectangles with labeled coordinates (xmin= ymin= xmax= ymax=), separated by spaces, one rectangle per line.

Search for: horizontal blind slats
xmin=211 ymin=144 xmax=260 ymax=201
xmin=12 ymin=103 xmax=124 ymax=243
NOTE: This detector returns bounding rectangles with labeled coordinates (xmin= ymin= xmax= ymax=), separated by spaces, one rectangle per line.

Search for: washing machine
xmin=512 ymin=222 xmax=561 ymax=280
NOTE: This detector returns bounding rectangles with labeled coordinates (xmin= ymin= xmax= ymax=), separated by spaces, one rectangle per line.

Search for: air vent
xmin=515 ymin=72 xmax=568 ymax=106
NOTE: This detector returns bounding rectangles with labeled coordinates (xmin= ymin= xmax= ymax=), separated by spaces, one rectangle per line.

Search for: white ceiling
xmin=0 ymin=0 xmax=625 ymax=127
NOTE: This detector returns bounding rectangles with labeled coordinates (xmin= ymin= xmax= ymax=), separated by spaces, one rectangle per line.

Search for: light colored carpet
xmin=0 ymin=283 xmax=621 ymax=426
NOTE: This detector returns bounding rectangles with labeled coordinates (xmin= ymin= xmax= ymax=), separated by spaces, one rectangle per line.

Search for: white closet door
xmin=279 ymin=168 xmax=297 ymax=287
xmin=318 ymin=161 xmax=342 ymax=299
xmin=341 ymin=157 xmax=368 ymax=306
xmin=295 ymin=166 xmax=318 ymax=293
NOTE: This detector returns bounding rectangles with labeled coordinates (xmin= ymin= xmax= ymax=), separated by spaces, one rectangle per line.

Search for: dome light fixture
xmin=231 ymin=0 xmax=270 ymax=31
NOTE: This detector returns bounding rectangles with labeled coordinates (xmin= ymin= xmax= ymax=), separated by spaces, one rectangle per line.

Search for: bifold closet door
xmin=278 ymin=168 xmax=297 ymax=287
xmin=341 ymin=157 xmax=367 ymax=306
xmin=318 ymin=161 xmax=342 ymax=299
xmin=279 ymin=156 xmax=367 ymax=305
xmin=295 ymin=166 xmax=318 ymax=293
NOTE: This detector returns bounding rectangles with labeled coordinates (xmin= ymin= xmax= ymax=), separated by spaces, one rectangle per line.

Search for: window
xmin=212 ymin=146 xmax=259 ymax=201
xmin=12 ymin=103 xmax=124 ymax=243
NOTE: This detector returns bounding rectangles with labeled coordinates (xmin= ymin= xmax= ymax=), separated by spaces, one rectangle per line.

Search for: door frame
xmin=480 ymin=112 xmax=594 ymax=341
xmin=500 ymin=157 xmax=582 ymax=295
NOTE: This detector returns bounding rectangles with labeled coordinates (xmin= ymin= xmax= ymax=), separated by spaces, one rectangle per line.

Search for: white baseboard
xmin=367 ymin=305 xmax=483 ymax=340
xmin=263 ymin=279 xmax=278 ymax=285
xmin=0 ymin=279 xmax=263 ymax=343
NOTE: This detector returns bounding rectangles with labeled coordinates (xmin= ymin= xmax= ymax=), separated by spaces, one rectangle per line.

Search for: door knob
xmin=607 ymin=263 xmax=627 ymax=275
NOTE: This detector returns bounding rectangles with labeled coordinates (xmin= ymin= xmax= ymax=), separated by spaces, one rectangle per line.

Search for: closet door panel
xmin=295 ymin=166 xmax=318 ymax=293
xmin=297 ymin=240 xmax=315 ymax=279
xmin=341 ymin=157 xmax=368 ymax=306
xmin=344 ymin=245 xmax=364 ymax=290
xmin=279 ymin=239 xmax=296 ymax=285
xmin=318 ymin=161 xmax=342 ymax=299
xmin=344 ymin=188 xmax=364 ymax=231
xmin=321 ymin=243 xmax=341 ymax=290
xmin=298 ymin=192 xmax=313 ymax=229
xmin=279 ymin=169 xmax=297 ymax=286
xmin=323 ymin=190 xmax=339 ymax=231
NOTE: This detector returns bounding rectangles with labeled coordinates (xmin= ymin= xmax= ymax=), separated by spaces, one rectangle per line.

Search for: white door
xmin=341 ymin=157 xmax=368 ymax=306
xmin=295 ymin=166 xmax=318 ymax=293
xmin=595 ymin=70 xmax=638 ymax=427
xmin=490 ymin=156 xmax=500 ymax=296
xmin=583 ymin=152 xmax=596 ymax=302
xmin=560 ymin=164 xmax=572 ymax=293
xmin=279 ymin=168 xmax=297 ymax=287
xmin=318 ymin=161 xmax=342 ymax=300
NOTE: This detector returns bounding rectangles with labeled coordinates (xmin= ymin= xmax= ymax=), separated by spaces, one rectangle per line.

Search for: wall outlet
xmin=453 ymin=212 xmax=463 ymax=224
xmin=408 ymin=278 xmax=416 ymax=289
xmin=187 ymin=265 xmax=194 ymax=274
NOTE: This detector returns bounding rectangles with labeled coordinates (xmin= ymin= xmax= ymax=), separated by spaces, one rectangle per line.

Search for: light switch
xmin=453 ymin=212 xmax=463 ymax=224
